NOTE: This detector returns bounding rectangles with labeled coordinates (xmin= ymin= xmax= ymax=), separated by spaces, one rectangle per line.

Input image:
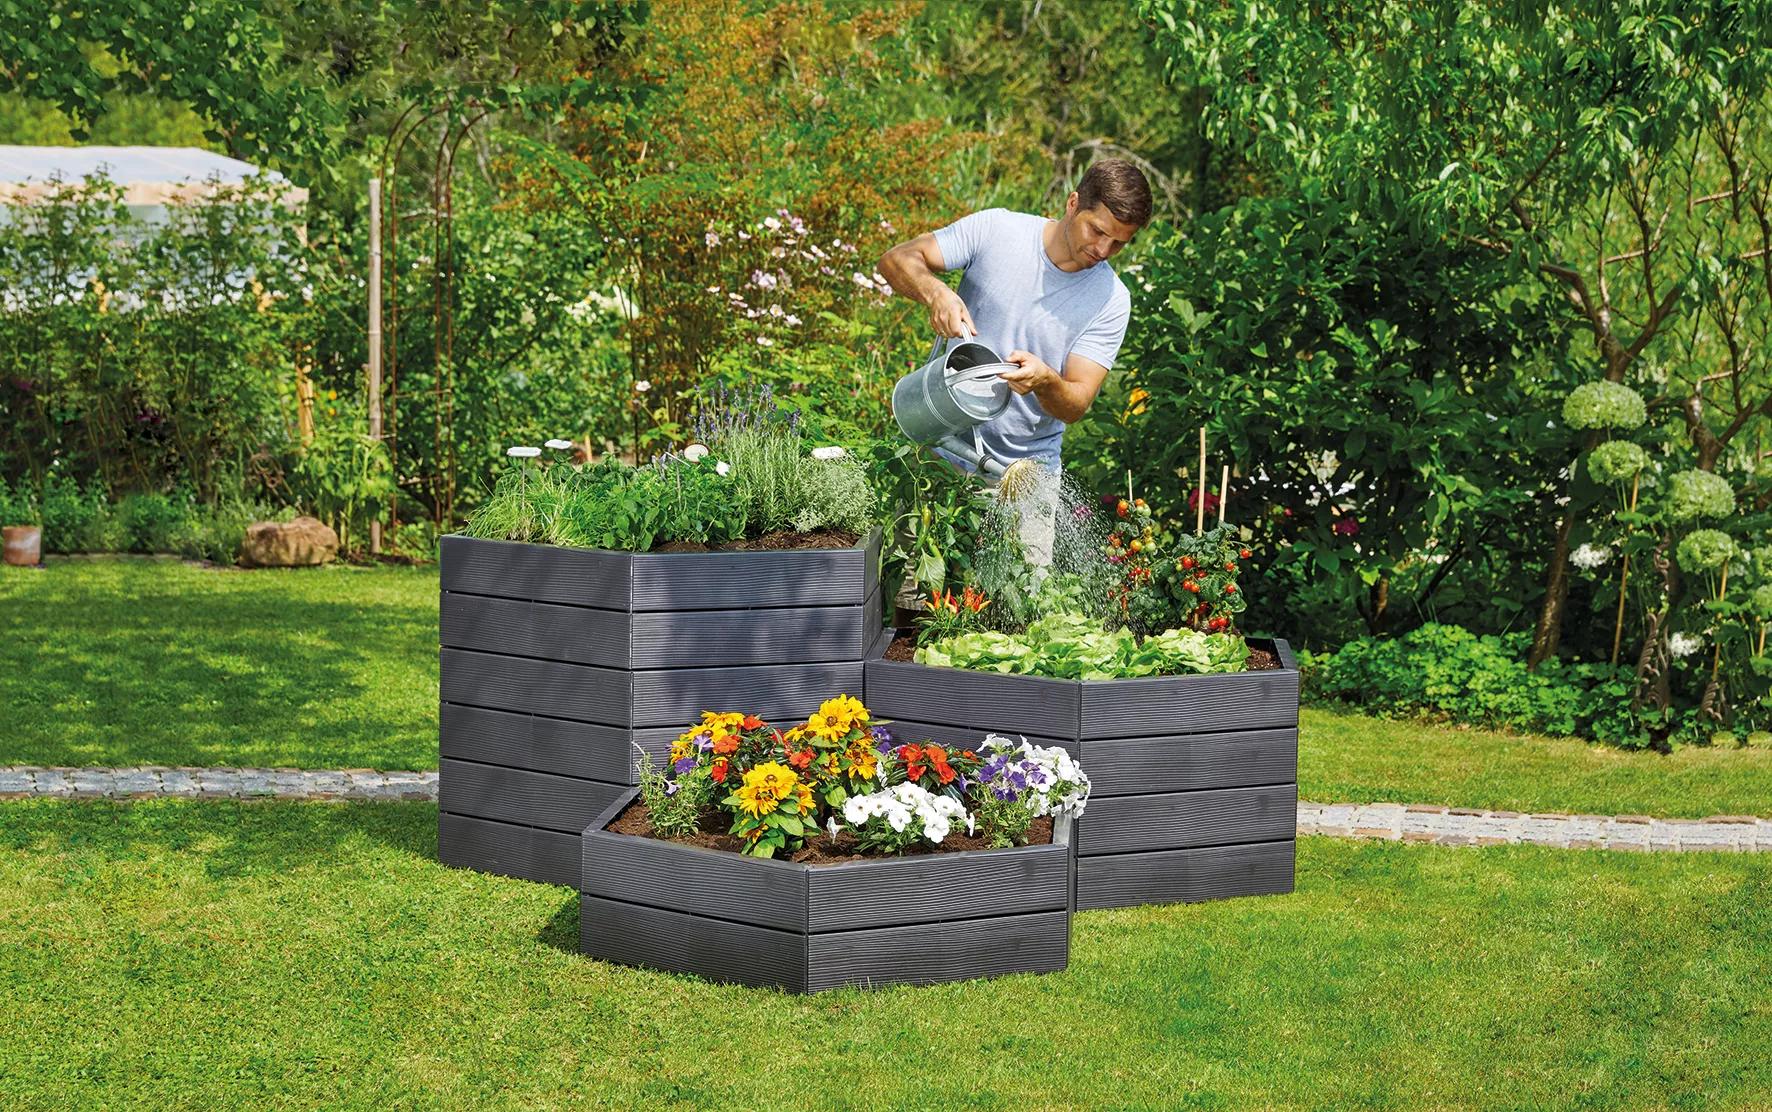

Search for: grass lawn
xmin=1 ymin=799 xmax=1767 ymax=1110
xmin=0 ymin=558 xmax=438 ymax=770
xmin=4 ymin=558 xmax=1769 ymax=818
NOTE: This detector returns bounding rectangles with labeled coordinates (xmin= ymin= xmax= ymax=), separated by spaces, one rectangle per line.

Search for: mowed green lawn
xmin=1 ymin=800 xmax=1767 ymax=1110
xmin=4 ymin=558 xmax=1770 ymax=817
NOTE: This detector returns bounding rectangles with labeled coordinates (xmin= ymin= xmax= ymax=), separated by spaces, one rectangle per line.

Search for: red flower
xmin=935 ymin=762 xmax=956 ymax=785
xmin=787 ymin=749 xmax=813 ymax=770
xmin=906 ymin=763 xmax=927 ymax=782
xmin=741 ymin=715 xmax=763 ymax=730
xmin=1332 ymin=518 xmax=1360 ymax=536
xmin=710 ymin=760 xmax=729 ymax=783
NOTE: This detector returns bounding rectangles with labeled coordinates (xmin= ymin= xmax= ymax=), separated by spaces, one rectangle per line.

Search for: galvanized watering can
xmin=891 ymin=337 xmax=1016 ymax=477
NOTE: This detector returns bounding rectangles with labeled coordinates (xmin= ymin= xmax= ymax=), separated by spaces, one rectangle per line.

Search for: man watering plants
xmin=877 ymin=158 xmax=1150 ymax=565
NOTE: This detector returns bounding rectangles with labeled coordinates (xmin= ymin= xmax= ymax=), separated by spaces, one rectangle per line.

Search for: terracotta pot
xmin=3 ymin=525 xmax=41 ymax=567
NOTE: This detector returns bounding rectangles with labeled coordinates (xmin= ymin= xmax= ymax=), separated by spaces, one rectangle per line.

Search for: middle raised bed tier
xmin=862 ymin=639 xmax=1300 ymax=911
xmin=579 ymin=791 xmax=1075 ymax=992
xmin=437 ymin=529 xmax=886 ymax=888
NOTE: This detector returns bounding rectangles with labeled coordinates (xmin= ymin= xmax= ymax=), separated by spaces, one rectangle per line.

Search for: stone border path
xmin=2 ymin=767 xmax=1768 ymax=852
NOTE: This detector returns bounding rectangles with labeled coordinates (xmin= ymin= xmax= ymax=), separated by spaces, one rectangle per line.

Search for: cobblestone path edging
xmin=2 ymin=767 xmax=1768 ymax=852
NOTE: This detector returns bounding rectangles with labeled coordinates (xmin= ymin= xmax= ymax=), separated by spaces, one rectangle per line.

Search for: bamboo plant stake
xmin=1196 ymin=427 xmax=1207 ymax=534
xmin=1711 ymin=558 xmax=1730 ymax=686
xmin=1609 ymin=471 xmax=1642 ymax=666
xmin=1217 ymin=464 xmax=1230 ymax=528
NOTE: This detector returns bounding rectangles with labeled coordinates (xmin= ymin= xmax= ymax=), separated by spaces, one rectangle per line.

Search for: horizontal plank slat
xmin=807 ymin=844 xmax=1069 ymax=932
xmin=804 ymin=910 xmax=1069 ymax=992
xmin=438 ymin=812 xmax=582 ymax=888
xmin=1077 ymin=643 xmax=1300 ymax=738
xmin=863 ymin=659 xmax=1080 ymax=738
xmin=438 ymin=759 xmax=628 ymax=834
xmin=580 ymin=895 xmax=807 ymax=992
xmin=440 ymin=704 xmax=635 ymax=784
xmin=629 ymin=661 xmax=863 ymax=726
xmin=1075 ymin=784 xmax=1298 ymax=855
xmin=440 ymin=649 xmax=630 ymax=725
xmin=629 ymin=590 xmax=877 ymax=667
xmin=582 ymin=829 xmax=806 ymax=931
xmin=441 ymin=535 xmax=630 ymax=609
xmin=1078 ymin=727 xmax=1297 ymax=796
xmin=628 ymin=529 xmax=878 ymax=611
xmin=1076 ymin=840 xmax=1296 ymax=909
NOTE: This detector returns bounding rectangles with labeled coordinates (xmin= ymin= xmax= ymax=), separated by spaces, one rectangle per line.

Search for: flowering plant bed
xmin=578 ymin=698 xmax=1089 ymax=991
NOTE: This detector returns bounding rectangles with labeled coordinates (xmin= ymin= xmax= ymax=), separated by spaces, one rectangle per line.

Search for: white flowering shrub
xmin=1751 ymin=585 xmax=1772 ymax=620
xmin=1668 ymin=632 xmax=1704 ymax=658
xmin=1664 ymin=469 xmax=1735 ymax=522
xmin=1587 ymin=441 xmax=1650 ymax=485
xmin=1570 ymin=543 xmax=1612 ymax=570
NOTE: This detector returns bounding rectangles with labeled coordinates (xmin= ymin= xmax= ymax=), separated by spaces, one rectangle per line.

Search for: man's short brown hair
xmin=1076 ymin=158 xmax=1153 ymax=228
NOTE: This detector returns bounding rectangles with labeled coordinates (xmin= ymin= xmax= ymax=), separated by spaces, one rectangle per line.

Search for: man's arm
xmin=998 ymin=351 xmax=1110 ymax=425
xmin=877 ymin=233 xmax=977 ymax=339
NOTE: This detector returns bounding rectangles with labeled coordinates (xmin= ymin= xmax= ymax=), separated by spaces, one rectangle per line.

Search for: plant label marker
xmin=1196 ymin=427 xmax=1207 ymax=535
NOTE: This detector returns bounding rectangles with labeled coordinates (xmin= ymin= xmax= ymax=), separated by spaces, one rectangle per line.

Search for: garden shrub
xmin=1303 ymin=623 xmax=1645 ymax=747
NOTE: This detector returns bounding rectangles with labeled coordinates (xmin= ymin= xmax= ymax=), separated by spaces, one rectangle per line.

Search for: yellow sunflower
xmin=735 ymin=762 xmax=799 ymax=817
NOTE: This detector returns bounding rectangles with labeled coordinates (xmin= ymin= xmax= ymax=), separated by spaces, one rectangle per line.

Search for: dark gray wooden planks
xmin=438 ymin=812 xmax=583 ymax=888
xmin=802 ymin=910 xmax=1070 ymax=992
xmin=1075 ymin=784 xmax=1298 ymax=855
xmin=439 ymin=759 xmax=628 ymax=834
xmin=858 ymin=639 xmax=1301 ymax=910
xmin=580 ymin=895 xmax=809 ymax=993
xmin=577 ymin=790 xmax=1075 ymax=992
xmin=1075 ymin=841 xmax=1296 ymax=910
xmin=438 ymin=530 xmax=885 ymax=889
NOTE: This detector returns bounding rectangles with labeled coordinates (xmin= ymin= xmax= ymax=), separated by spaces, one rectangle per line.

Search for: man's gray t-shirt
xmin=932 ymin=207 xmax=1131 ymax=466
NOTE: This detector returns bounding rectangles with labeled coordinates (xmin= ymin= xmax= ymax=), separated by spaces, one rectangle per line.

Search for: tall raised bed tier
xmin=863 ymin=639 xmax=1299 ymax=910
xmin=579 ymin=791 xmax=1075 ymax=992
xmin=438 ymin=529 xmax=884 ymax=886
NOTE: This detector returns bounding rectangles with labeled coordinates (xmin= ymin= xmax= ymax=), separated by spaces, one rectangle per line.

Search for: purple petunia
xmin=664 ymin=780 xmax=680 ymax=796
xmin=871 ymin=725 xmax=894 ymax=753
xmin=673 ymin=757 xmax=696 ymax=774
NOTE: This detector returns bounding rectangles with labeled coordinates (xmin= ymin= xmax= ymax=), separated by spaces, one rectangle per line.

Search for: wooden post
xmin=368 ymin=177 xmax=384 ymax=555
xmin=1711 ymin=559 xmax=1730 ymax=685
xmin=1609 ymin=471 xmax=1641 ymax=666
xmin=1217 ymin=464 xmax=1229 ymax=528
xmin=1196 ymin=427 xmax=1207 ymax=535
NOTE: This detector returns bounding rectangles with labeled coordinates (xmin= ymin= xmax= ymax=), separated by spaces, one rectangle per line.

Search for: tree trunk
xmin=1528 ymin=501 xmax=1577 ymax=667
xmin=1631 ymin=538 xmax=1674 ymax=721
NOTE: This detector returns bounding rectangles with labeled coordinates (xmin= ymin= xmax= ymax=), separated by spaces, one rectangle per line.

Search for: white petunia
xmin=506 ymin=446 xmax=541 ymax=458
xmin=715 ymin=461 xmax=731 ymax=477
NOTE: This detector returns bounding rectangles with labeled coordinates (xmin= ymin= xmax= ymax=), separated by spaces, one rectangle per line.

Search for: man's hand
xmin=999 ymin=350 xmax=1059 ymax=396
xmin=930 ymin=288 xmax=977 ymax=340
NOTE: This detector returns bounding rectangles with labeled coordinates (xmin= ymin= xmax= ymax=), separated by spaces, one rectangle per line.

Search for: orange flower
xmin=710 ymin=760 xmax=729 ymax=783
xmin=741 ymin=714 xmax=764 ymax=730
xmin=787 ymin=749 xmax=813 ymax=770
xmin=712 ymin=734 xmax=739 ymax=756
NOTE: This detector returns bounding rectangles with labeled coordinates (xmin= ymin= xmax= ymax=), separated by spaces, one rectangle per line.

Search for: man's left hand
xmin=1000 ymin=350 xmax=1058 ymax=396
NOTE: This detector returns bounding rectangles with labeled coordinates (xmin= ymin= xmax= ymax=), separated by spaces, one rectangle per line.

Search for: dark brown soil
xmin=608 ymin=799 xmax=1052 ymax=864
xmin=882 ymin=627 xmax=1281 ymax=672
xmin=653 ymin=529 xmax=860 ymax=554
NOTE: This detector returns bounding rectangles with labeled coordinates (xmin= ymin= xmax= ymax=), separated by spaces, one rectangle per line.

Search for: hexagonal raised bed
xmin=862 ymin=638 xmax=1298 ymax=910
xmin=578 ymin=790 xmax=1075 ymax=992
xmin=438 ymin=528 xmax=887 ymax=887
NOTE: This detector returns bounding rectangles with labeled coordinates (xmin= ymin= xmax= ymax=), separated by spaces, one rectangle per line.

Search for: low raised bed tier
xmin=437 ymin=530 xmax=885 ymax=887
xmin=579 ymin=791 xmax=1074 ymax=992
xmin=862 ymin=638 xmax=1299 ymax=910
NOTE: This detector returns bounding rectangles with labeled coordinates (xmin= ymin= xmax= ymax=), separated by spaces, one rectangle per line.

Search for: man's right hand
xmin=930 ymin=289 xmax=978 ymax=340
